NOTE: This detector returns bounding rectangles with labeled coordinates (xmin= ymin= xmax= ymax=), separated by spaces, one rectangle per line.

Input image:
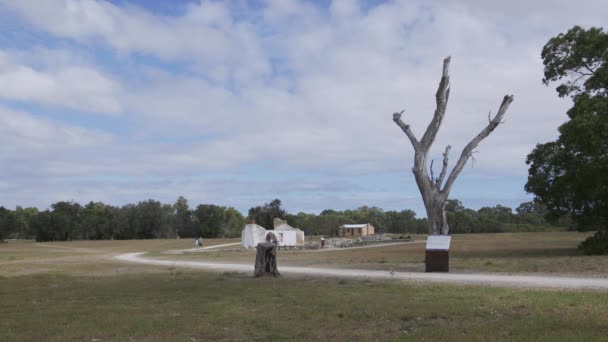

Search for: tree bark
xmin=254 ymin=242 xmax=280 ymax=277
xmin=393 ymin=57 xmax=514 ymax=235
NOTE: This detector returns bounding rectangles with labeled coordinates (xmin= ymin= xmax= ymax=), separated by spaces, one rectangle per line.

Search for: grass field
xmin=1 ymin=232 xmax=608 ymax=341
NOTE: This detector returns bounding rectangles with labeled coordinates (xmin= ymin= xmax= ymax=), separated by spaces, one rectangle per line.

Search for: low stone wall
xmin=325 ymin=234 xmax=403 ymax=248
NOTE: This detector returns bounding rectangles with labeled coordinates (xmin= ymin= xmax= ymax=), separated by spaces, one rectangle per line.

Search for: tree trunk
xmin=424 ymin=197 xmax=449 ymax=235
xmin=392 ymin=57 xmax=513 ymax=235
xmin=253 ymin=242 xmax=280 ymax=277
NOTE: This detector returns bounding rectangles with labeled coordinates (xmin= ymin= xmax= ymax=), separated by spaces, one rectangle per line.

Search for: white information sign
xmin=426 ymin=235 xmax=451 ymax=251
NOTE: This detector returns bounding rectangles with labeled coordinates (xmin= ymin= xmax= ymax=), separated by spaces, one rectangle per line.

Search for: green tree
xmin=110 ymin=204 xmax=134 ymax=239
xmin=0 ymin=206 xmax=14 ymax=240
xmin=30 ymin=210 xmax=54 ymax=242
xmin=351 ymin=206 xmax=387 ymax=233
xmin=173 ymin=196 xmax=191 ymax=238
xmin=222 ymin=207 xmax=245 ymax=238
xmin=134 ymin=200 xmax=163 ymax=239
xmin=316 ymin=212 xmax=348 ymax=237
xmin=81 ymin=202 xmax=114 ymax=240
xmin=50 ymin=201 xmax=82 ymax=240
xmin=193 ymin=204 xmax=226 ymax=238
xmin=13 ymin=206 xmax=38 ymax=239
xmin=445 ymin=200 xmax=477 ymax=234
xmin=384 ymin=209 xmax=417 ymax=234
xmin=286 ymin=212 xmax=318 ymax=235
xmin=161 ymin=204 xmax=176 ymax=238
xmin=247 ymin=199 xmax=286 ymax=229
xmin=526 ymin=26 xmax=608 ymax=254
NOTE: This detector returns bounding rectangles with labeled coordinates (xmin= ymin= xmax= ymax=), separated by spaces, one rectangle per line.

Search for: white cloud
xmin=0 ymin=105 xmax=112 ymax=152
xmin=0 ymin=106 xmax=114 ymax=186
xmin=0 ymin=0 xmax=270 ymax=83
xmin=0 ymin=50 xmax=121 ymax=113
xmin=1 ymin=0 xmax=606 ymax=212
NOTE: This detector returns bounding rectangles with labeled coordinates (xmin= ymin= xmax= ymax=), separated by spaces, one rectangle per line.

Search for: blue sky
xmin=0 ymin=0 xmax=607 ymax=216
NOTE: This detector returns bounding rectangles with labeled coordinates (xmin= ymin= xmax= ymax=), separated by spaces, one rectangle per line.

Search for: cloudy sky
xmin=0 ymin=0 xmax=606 ymax=216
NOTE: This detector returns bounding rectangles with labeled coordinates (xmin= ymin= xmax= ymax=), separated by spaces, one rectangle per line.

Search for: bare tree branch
xmin=393 ymin=110 xmax=420 ymax=150
xmin=436 ymin=145 xmax=451 ymax=188
xmin=392 ymin=56 xmax=513 ymax=235
xmin=571 ymin=73 xmax=589 ymax=86
xmin=420 ymin=56 xmax=451 ymax=149
xmin=429 ymin=159 xmax=435 ymax=185
xmin=441 ymin=95 xmax=514 ymax=195
xmin=470 ymin=151 xmax=478 ymax=167
xmin=582 ymin=60 xmax=599 ymax=75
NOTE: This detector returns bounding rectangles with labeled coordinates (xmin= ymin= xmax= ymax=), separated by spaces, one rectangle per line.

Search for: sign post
xmin=425 ymin=235 xmax=451 ymax=272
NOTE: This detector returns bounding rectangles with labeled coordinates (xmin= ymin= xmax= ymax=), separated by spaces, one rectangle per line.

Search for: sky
xmin=0 ymin=0 xmax=607 ymax=217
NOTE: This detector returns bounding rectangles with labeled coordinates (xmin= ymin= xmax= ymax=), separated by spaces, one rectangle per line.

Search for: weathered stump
xmin=254 ymin=242 xmax=280 ymax=277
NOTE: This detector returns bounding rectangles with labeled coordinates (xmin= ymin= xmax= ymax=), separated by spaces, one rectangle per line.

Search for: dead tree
xmin=254 ymin=242 xmax=280 ymax=277
xmin=393 ymin=57 xmax=514 ymax=235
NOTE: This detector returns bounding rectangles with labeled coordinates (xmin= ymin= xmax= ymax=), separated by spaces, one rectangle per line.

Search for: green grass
xmin=1 ymin=270 xmax=608 ymax=341
xmin=2 ymin=233 xmax=608 ymax=340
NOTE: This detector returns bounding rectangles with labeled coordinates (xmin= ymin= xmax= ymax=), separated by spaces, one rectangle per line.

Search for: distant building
xmin=241 ymin=223 xmax=267 ymax=248
xmin=338 ymin=223 xmax=375 ymax=237
xmin=240 ymin=218 xmax=305 ymax=248
xmin=272 ymin=218 xmax=305 ymax=247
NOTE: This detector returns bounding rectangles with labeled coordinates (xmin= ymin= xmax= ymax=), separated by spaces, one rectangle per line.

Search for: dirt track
xmin=114 ymin=249 xmax=608 ymax=291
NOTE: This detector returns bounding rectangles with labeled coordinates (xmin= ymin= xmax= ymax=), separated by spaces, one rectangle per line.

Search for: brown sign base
xmin=425 ymin=250 xmax=449 ymax=272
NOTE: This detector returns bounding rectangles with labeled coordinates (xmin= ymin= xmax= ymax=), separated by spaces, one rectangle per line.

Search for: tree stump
xmin=254 ymin=242 xmax=280 ymax=277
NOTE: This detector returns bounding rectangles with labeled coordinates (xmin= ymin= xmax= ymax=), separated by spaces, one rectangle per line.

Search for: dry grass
xmin=144 ymin=232 xmax=608 ymax=276
xmin=2 ymin=232 xmax=605 ymax=277
xmin=2 ymin=233 xmax=608 ymax=340
xmin=0 ymin=238 xmax=238 ymax=277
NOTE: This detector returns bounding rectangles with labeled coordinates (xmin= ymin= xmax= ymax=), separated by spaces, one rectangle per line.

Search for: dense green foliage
xmin=0 ymin=206 xmax=12 ymax=240
xmin=0 ymin=197 xmax=566 ymax=242
xmin=526 ymin=26 xmax=608 ymax=253
xmin=444 ymin=200 xmax=569 ymax=234
xmin=578 ymin=230 xmax=608 ymax=255
xmin=286 ymin=200 xmax=567 ymax=237
xmin=0 ymin=199 xmax=245 ymax=242
xmin=247 ymin=199 xmax=286 ymax=229
xmin=286 ymin=206 xmax=424 ymax=237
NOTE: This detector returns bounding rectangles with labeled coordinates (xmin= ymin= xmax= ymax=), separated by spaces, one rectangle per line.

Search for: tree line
xmin=285 ymin=199 xmax=571 ymax=237
xmin=0 ymin=197 xmax=245 ymax=242
xmin=0 ymin=197 xmax=569 ymax=242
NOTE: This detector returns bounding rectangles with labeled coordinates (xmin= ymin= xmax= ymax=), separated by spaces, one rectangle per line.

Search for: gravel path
xmin=113 ymin=252 xmax=608 ymax=290
xmin=163 ymin=242 xmax=242 ymax=254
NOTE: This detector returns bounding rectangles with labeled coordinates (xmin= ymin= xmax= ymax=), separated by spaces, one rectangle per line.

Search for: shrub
xmin=578 ymin=231 xmax=608 ymax=255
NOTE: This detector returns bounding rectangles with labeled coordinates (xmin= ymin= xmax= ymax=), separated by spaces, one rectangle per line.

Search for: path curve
xmin=164 ymin=242 xmax=242 ymax=254
xmin=113 ymin=252 xmax=608 ymax=290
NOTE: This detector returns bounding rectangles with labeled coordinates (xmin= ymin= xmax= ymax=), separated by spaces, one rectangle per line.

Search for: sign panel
xmin=426 ymin=235 xmax=451 ymax=251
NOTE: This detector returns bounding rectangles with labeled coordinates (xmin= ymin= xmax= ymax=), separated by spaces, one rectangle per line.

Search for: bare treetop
xmin=393 ymin=56 xmax=513 ymax=235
